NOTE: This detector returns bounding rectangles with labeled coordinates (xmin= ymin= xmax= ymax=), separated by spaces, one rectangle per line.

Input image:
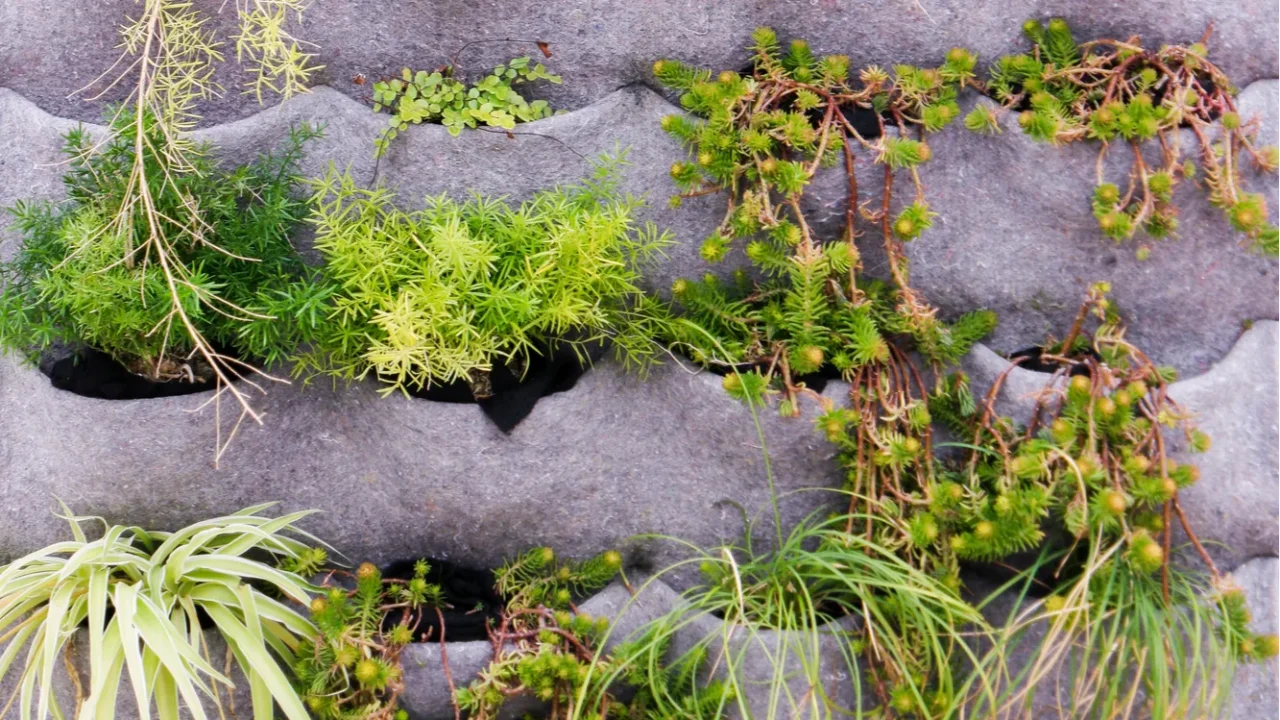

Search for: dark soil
xmin=407 ymin=341 xmax=604 ymax=432
xmin=381 ymin=559 xmax=505 ymax=643
xmin=41 ymin=347 xmax=220 ymax=400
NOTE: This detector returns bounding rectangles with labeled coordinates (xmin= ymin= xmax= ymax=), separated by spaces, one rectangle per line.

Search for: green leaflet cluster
xmin=0 ymin=111 xmax=322 ymax=382
xmin=287 ymin=155 xmax=673 ymax=397
xmin=980 ymin=18 xmax=1279 ymax=256
xmin=372 ymin=57 xmax=561 ymax=156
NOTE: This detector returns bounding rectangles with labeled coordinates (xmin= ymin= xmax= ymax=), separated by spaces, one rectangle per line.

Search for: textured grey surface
xmin=0 ymin=353 xmax=846 ymax=591
xmin=911 ymin=92 xmax=1278 ymax=376
xmin=1 ymin=0 xmax=1276 ymax=127
xmin=670 ymin=610 xmax=865 ymax=718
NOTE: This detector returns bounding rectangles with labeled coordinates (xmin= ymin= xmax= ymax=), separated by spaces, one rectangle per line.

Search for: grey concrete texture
xmin=958 ymin=321 xmax=1279 ymax=571
xmin=669 ymin=609 xmax=866 ymax=718
xmin=910 ymin=88 xmax=1279 ymax=377
xmin=1 ymin=0 xmax=1276 ymax=127
xmin=0 ymin=351 xmax=848 ymax=591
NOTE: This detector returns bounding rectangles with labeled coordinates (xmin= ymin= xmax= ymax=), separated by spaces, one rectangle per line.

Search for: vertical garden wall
xmin=0 ymin=1 xmax=1276 ymax=719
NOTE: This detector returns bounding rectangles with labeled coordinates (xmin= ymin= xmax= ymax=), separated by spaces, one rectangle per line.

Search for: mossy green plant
xmin=293 ymin=560 xmax=442 ymax=720
xmin=925 ymin=283 xmax=1277 ymax=717
xmin=653 ymin=28 xmax=995 ymax=416
xmin=454 ymin=548 xmax=624 ymax=719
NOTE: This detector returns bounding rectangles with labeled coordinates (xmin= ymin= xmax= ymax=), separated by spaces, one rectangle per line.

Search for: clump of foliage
xmin=294 ymin=560 xmax=442 ymax=720
xmin=653 ymin=28 xmax=995 ymax=414
xmin=0 ymin=504 xmax=326 ymax=720
xmin=982 ymin=18 xmax=1279 ymax=255
xmin=592 ymin=510 xmax=990 ymax=719
xmin=372 ymin=56 xmax=561 ymax=156
xmin=0 ymin=114 xmax=323 ymax=383
xmin=455 ymin=548 xmax=625 ymax=719
xmin=0 ymin=0 xmax=321 ymax=457
xmin=924 ymin=283 xmax=1278 ymax=717
xmin=289 ymin=155 xmax=673 ymax=398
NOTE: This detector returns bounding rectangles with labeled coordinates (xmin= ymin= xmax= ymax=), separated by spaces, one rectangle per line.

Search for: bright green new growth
xmin=292 ymin=155 xmax=673 ymax=396
xmin=0 ymin=114 xmax=321 ymax=381
xmin=294 ymin=560 xmax=441 ymax=719
xmin=0 ymin=504 xmax=324 ymax=720
xmin=372 ymin=57 xmax=561 ymax=156
xmin=17 ymin=0 xmax=322 ymax=458
xmin=984 ymin=18 xmax=1279 ymax=256
xmin=653 ymin=29 xmax=995 ymax=414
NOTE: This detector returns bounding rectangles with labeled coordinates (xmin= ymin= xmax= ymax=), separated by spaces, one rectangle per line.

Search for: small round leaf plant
xmin=371 ymin=55 xmax=561 ymax=157
xmin=976 ymin=18 xmax=1279 ymax=257
xmin=651 ymin=28 xmax=996 ymax=416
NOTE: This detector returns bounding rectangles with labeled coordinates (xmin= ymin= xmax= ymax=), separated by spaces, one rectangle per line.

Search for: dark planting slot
xmin=40 ymin=347 xmax=233 ymax=400
xmin=839 ymin=105 xmax=889 ymax=139
xmin=1007 ymin=346 xmax=1097 ymax=376
xmin=381 ymin=559 xmax=505 ymax=643
xmin=407 ymin=341 xmax=604 ymax=433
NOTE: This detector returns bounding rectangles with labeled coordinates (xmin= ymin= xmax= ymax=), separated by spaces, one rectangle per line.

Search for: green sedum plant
xmin=47 ymin=0 xmax=321 ymax=454
xmin=455 ymin=548 xmax=624 ymax=719
xmin=924 ymin=283 xmax=1278 ymax=718
xmin=293 ymin=560 xmax=441 ymax=720
xmin=0 ymin=113 xmax=322 ymax=383
xmin=981 ymin=18 xmax=1279 ymax=256
xmin=289 ymin=154 xmax=673 ymax=397
xmin=653 ymin=28 xmax=995 ymax=415
xmin=0 ymin=504 xmax=326 ymax=720
xmin=372 ymin=57 xmax=561 ymax=156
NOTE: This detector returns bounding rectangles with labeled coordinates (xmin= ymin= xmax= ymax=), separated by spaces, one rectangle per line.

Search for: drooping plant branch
xmin=654 ymin=28 xmax=996 ymax=418
xmin=76 ymin=0 xmax=319 ymax=460
xmin=924 ymin=283 xmax=1278 ymax=717
xmin=979 ymin=18 xmax=1279 ymax=257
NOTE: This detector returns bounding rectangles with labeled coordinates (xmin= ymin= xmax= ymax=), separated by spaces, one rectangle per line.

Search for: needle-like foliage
xmin=587 ymin=510 xmax=989 ymax=719
xmin=0 ymin=115 xmax=323 ymax=383
xmin=290 ymin=154 xmax=674 ymax=397
xmin=39 ymin=0 xmax=322 ymax=459
xmin=0 ymin=504 xmax=327 ymax=720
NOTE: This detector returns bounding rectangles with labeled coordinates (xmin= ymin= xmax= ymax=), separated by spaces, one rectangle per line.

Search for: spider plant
xmin=0 ymin=503 xmax=328 ymax=720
